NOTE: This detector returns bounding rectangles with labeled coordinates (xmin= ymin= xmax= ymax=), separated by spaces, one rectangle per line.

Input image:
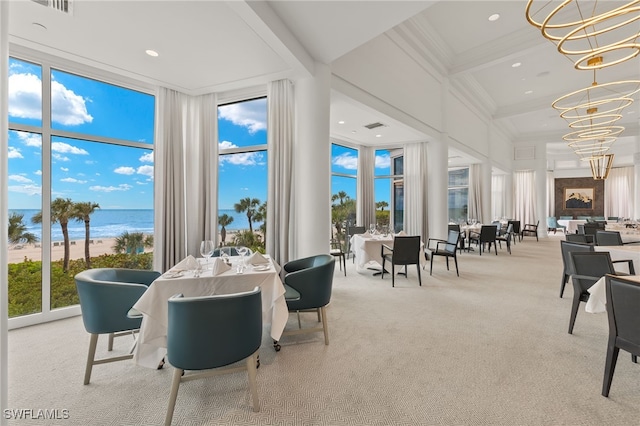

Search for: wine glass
xmin=369 ymin=223 xmax=376 ymax=234
xmin=236 ymin=246 xmax=249 ymax=272
xmin=200 ymin=240 xmax=214 ymax=269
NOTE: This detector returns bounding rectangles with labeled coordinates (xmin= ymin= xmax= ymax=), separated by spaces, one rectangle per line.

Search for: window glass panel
xmin=331 ymin=175 xmax=356 ymax=238
xmin=50 ymin=69 xmax=155 ymax=144
xmin=8 ymin=58 xmax=42 ymax=127
xmin=448 ymin=188 xmax=469 ymax=222
xmin=374 ymin=177 xmax=392 ymax=229
xmin=393 ymin=156 xmax=403 ymax=175
xmin=8 ymin=131 xmax=42 ymax=317
xmin=331 ymin=144 xmax=357 ymax=176
xmin=218 ymin=98 xmax=267 ymax=149
xmin=449 ymin=168 xmax=469 ymax=186
xmin=374 ymin=149 xmax=391 ymax=176
xmin=393 ymin=181 xmax=404 ymax=233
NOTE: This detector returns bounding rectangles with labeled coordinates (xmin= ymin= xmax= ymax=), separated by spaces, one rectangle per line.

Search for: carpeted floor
xmin=7 ymin=233 xmax=640 ymax=425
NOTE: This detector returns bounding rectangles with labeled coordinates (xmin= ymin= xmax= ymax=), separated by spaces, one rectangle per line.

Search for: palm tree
xmin=72 ymin=201 xmax=100 ymax=268
xmin=113 ymin=231 xmax=153 ymax=254
xmin=218 ymin=213 xmax=234 ymax=245
xmin=234 ymin=197 xmax=261 ymax=233
xmin=32 ymin=197 xmax=75 ymax=272
xmin=331 ymin=191 xmax=348 ymax=206
xmin=8 ymin=212 xmax=38 ymax=246
xmin=254 ymin=201 xmax=267 ymax=243
xmin=376 ymin=201 xmax=389 ymax=211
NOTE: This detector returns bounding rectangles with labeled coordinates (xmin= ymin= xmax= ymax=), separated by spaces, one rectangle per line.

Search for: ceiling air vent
xmin=364 ymin=122 xmax=385 ymax=130
xmin=31 ymin=0 xmax=73 ymax=15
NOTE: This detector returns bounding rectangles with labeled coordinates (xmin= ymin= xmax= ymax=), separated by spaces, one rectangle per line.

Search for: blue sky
xmin=331 ymin=144 xmax=393 ymax=203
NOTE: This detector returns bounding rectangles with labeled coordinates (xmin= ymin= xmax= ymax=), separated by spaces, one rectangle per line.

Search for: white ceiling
xmin=7 ymin=0 xmax=640 ymax=170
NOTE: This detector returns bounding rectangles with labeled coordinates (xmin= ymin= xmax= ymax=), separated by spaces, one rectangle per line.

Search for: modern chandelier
xmin=525 ymin=0 xmax=640 ymax=179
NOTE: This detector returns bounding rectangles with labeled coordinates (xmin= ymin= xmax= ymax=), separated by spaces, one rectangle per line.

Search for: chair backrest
xmin=607 ymin=217 xmax=619 ymax=222
xmin=560 ymin=240 xmax=594 ymax=276
xmin=560 ymin=216 xmax=573 ymax=220
xmin=547 ymin=217 xmax=558 ymax=227
xmin=584 ymin=222 xmax=605 ymax=236
xmin=347 ymin=226 xmax=366 ymax=238
xmin=448 ymin=224 xmax=461 ymax=233
xmin=577 ymin=216 xmax=591 ymax=220
xmin=391 ymin=236 xmax=421 ymax=264
xmin=570 ymin=251 xmax=615 ymax=293
xmin=577 ymin=224 xmax=586 ymax=234
xmin=565 ymin=233 xmax=589 ymax=243
xmin=74 ymin=268 xmax=160 ymax=334
xmin=605 ymin=275 xmax=640 ymax=347
xmin=596 ymin=230 xmax=623 ymax=246
xmin=167 ymin=288 xmax=262 ymax=371
xmin=507 ymin=220 xmax=521 ymax=233
xmin=330 ymin=239 xmax=343 ymax=253
xmin=283 ymin=254 xmax=335 ymax=311
xmin=445 ymin=230 xmax=460 ymax=252
xmin=479 ymin=225 xmax=497 ymax=242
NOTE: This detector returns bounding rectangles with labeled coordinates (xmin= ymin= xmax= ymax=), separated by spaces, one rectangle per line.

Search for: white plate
xmin=164 ymin=271 xmax=184 ymax=278
xmin=252 ymin=264 xmax=270 ymax=271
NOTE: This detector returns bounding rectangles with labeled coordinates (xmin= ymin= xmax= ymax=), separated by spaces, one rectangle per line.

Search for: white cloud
xmin=137 ymin=165 xmax=154 ymax=177
xmin=8 ymin=147 xmax=23 ymax=159
xmin=34 ymin=170 xmax=42 ymax=175
xmin=332 ymin=152 xmax=358 ymax=170
xmin=14 ymin=131 xmax=42 ymax=148
xmin=136 ymin=181 xmax=148 ymax=185
xmin=219 ymin=140 xmax=237 ymax=150
xmin=53 ymin=153 xmax=70 ymax=162
xmin=60 ymin=167 xmax=69 ymax=172
xmin=52 ymin=142 xmax=89 ymax=155
xmin=375 ymin=153 xmax=391 ymax=169
xmin=218 ymin=100 xmax=266 ymax=134
xmin=139 ymin=152 xmax=154 ymax=163
xmin=114 ymin=166 xmax=135 ymax=175
xmin=61 ymin=177 xmax=87 ymax=184
xmin=8 ymin=72 xmax=93 ymax=126
xmin=89 ymin=184 xmax=132 ymax=192
xmin=8 ymin=184 xmax=41 ymax=196
xmin=219 ymin=152 xmax=262 ymax=166
xmin=9 ymin=174 xmax=33 ymax=183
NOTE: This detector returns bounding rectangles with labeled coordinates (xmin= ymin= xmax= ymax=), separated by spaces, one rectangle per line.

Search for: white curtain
xmin=468 ymin=164 xmax=483 ymax=223
xmin=155 ymin=88 xmax=187 ymax=272
xmin=357 ymin=146 xmax=375 ymax=227
xmin=185 ymin=93 xmax=217 ymax=256
xmin=513 ymin=170 xmax=537 ymax=226
xmin=266 ymin=79 xmax=294 ymax=266
xmin=404 ymin=142 xmax=429 ymax=238
xmin=491 ymin=174 xmax=506 ymax=220
xmin=605 ymin=166 xmax=634 ymax=219
xmin=547 ymin=171 xmax=554 ymax=217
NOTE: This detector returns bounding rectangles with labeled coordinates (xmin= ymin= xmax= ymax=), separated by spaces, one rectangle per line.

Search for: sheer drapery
xmin=266 ymin=79 xmax=294 ymax=266
xmin=155 ymin=88 xmax=187 ymax=272
xmin=605 ymin=166 xmax=634 ymax=219
xmin=185 ymin=93 xmax=217 ymax=256
xmin=357 ymin=146 xmax=375 ymax=227
xmin=513 ymin=170 xmax=537 ymax=226
xmin=468 ymin=164 xmax=483 ymax=223
xmin=547 ymin=171 xmax=554 ymax=217
xmin=491 ymin=174 xmax=506 ymax=220
xmin=404 ymin=143 xmax=429 ymax=238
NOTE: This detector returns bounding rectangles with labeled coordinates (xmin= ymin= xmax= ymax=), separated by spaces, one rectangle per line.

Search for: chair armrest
xmin=434 ymin=240 xmax=453 ymax=252
xmin=427 ymin=238 xmax=446 ymax=250
xmin=612 ymin=259 xmax=636 ymax=275
xmin=570 ymin=274 xmax=602 ymax=281
xmin=381 ymin=244 xmax=393 ymax=257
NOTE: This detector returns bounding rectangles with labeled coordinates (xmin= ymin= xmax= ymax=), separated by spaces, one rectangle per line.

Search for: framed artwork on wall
xmin=564 ymin=188 xmax=594 ymax=209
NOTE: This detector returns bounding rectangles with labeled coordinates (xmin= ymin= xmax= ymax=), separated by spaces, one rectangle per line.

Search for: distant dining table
xmin=132 ymin=255 xmax=288 ymax=369
xmin=557 ymin=219 xmax=587 ymax=234
xmin=350 ymin=233 xmax=426 ymax=273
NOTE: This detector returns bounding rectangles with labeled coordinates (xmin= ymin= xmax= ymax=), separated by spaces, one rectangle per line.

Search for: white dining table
xmin=557 ymin=219 xmax=586 ymax=234
xmin=586 ymin=274 xmax=640 ymax=314
xmin=594 ymin=245 xmax=640 ymax=275
xmin=132 ymin=256 xmax=288 ymax=369
xmin=350 ymin=233 xmax=426 ymax=273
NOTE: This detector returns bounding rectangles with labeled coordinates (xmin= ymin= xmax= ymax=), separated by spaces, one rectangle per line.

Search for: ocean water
xmin=9 ymin=208 xmax=262 ymax=241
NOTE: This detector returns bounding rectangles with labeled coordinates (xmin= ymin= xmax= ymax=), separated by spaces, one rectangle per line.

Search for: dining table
xmin=350 ymin=233 xmax=426 ymax=273
xmin=557 ymin=219 xmax=587 ymax=234
xmin=586 ymin=274 xmax=640 ymax=314
xmin=132 ymin=255 xmax=288 ymax=369
xmin=594 ymin=245 xmax=640 ymax=275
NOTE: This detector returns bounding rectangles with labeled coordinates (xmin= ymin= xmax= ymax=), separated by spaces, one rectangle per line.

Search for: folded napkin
xmin=172 ymin=255 xmax=199 ymax=271
xmin=361 ymin=231 xmax=372 ymax=238
xmin=211 ymin=257 xmax=231 ymax=275
xmin=247 ymin=252 xmax=269 ymax=265
xmin=396 ymin=230 xmax=407 ymax=236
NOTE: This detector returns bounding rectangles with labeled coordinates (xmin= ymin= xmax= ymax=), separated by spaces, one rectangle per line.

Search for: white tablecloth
xmin=586 ymin=274 xmax=640 ymax=314
xmin=132 ymin=256 xmax=287 ymax=369
xmin=557 ymin=219 xmax=586 ymax=234
xmin=594 ymin=245 xmax=640 ymax=275
xmin=350 ymin=234 xmax=426 ymax=273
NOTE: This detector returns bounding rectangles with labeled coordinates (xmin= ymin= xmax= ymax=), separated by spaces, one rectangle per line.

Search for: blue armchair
xmin=164 ymin=288 xmax=262 ymax=425
xmin=74 ymin=268 xmax=161 ymax=384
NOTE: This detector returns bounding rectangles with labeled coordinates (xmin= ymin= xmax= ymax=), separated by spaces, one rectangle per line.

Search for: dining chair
xmin=381 ymin=236 xmax=422 ymax=287
xmin=547 ymin=217 xmax=566 ymax=234
xmin=164 ymin=288 xmax=262 ymax=425
xmin=347 ymin=226 xmax=366 ymax=263
xmin=507 ymin=220 xmax=521 ymax=243
xmin=469 ymin=225 xmax=498 ymax=255
xmin=568 ymin=252 xmax=635 ymax=334
xmin=447 ymin=224 xmax=465 ymax=253
xmin=565 ymin=233 xmax=590 ymax=244
xmin=330 ymin=238 xmax=347 ymax=276
xmin=279 ymin=254 xmax=335 ymax=348
xmin=602 ymin=275 xmax=640 ymax=397
xmin=74 ymin=268 xmax=161 ymax=384
xmin=559 ymin=240 xmax=593 ymax=298
xmin=426 ymin=230 xmax=460 ymax=276
xmin=496 ymin=223 xmax=514 ymax=254
xmin=521 ymin=220 xmax=539 ymax=241
xmin=559 ymin=216 xmax=573 ymax=220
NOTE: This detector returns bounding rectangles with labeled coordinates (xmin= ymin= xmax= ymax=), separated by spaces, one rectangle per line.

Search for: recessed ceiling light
xmin=351 ymin=130 xmax=357 ymax=134
xmin=338 ymin=120 xmax=345 ymax=124
xmin=375 ymin=134 xmax=382 ymax=138
xmin=512 ymin=62 xmax=521 ymax=68
xmin=525 ymin=90 xmax=533 ymax=95
xmin=488 ymin=14 xmax=500 ymax=21
xmin=145 ymin=49 xmax=159 ymax=57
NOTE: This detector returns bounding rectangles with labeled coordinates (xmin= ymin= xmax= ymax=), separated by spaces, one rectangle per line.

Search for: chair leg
xmin=568 ymin=296 xmax=581 ymax=334
xmin=560 ymin=274 xmax=568 ymax=298
xmin=381 ymin=258 xmax=386 ymax=280
xmin=454 ymin=256 xmax=459 ymax=276
xmin=430 ymin=255 xmax=434 ymax=276
xmin=602 ymin=344 xmax=620 ymax=397
xmin=246 ymin=352 xmax=260 ymax=412
xmin=317 ymin=308 xmax=321 ymax=322
xmin=445 ymin=256 xmax=450 ymax=271
xmin=391 ymin=264 xmax=395 ymax=287
xmin=164 ymin=368 xmax=184 ymax=426
xmin=84 ymin=333 xmax=99 ymax=385
xmin=342 ymin=255 xmax=346 ymax=276
xmin=108 ymin=332 xmax=114 ymax=351
xmin=633 ymin=354 xmax=638 ymax=364
xmin=320 ymin=306 xmax=329 ymax=345
xmin=416 ymin=264 xmax=421 ymax=286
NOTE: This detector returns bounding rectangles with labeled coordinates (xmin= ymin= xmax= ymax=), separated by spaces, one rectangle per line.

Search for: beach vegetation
xmin=32 ymin=198 xmax=75 ymax=272
xmin=72 ymin=201 xmax=100 ymax=268
xmin=113 ymin=231 xmax=153 ymax=255
xmin=232 ymin=230 xmax=264 ymax=254
xmin=218 ymin=213 xmax=234 ymax=245
xmin=234 ymin=197 xmax=261 ymax=233
xmin=8 ymin=212 xmax=38 ymax=246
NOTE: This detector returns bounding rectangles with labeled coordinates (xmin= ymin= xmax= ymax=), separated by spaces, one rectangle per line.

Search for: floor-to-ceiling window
xmin=331 ymin=143 xmax=357 ymax=241
xmin=7 ymin=56 xmax=155 ymax=323
xmin=217 ymin=97 xmax=267 ymax=253
xmin=374 ymin=148 xmax=403 ymax=232
xmin=448 ymin=167 xmax=469 ymax=223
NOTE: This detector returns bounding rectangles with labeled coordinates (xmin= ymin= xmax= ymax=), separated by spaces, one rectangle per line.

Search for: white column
xmin=634 ymin=152 xmax=640 ymax=220
xmin=427 ymin=136 xmax=448 ymax=240
xmin=535 ymin=156 xmax=548 ymax=238
xmin=481 ymin=158 xmax=492 ymax=222
xmin=293 ymin=63 xmax=331 ymax=259
xmin=1 ymin=0 xmax=9 ymax=420
xmin=505 ymin=172 xmax=514 ymax=219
